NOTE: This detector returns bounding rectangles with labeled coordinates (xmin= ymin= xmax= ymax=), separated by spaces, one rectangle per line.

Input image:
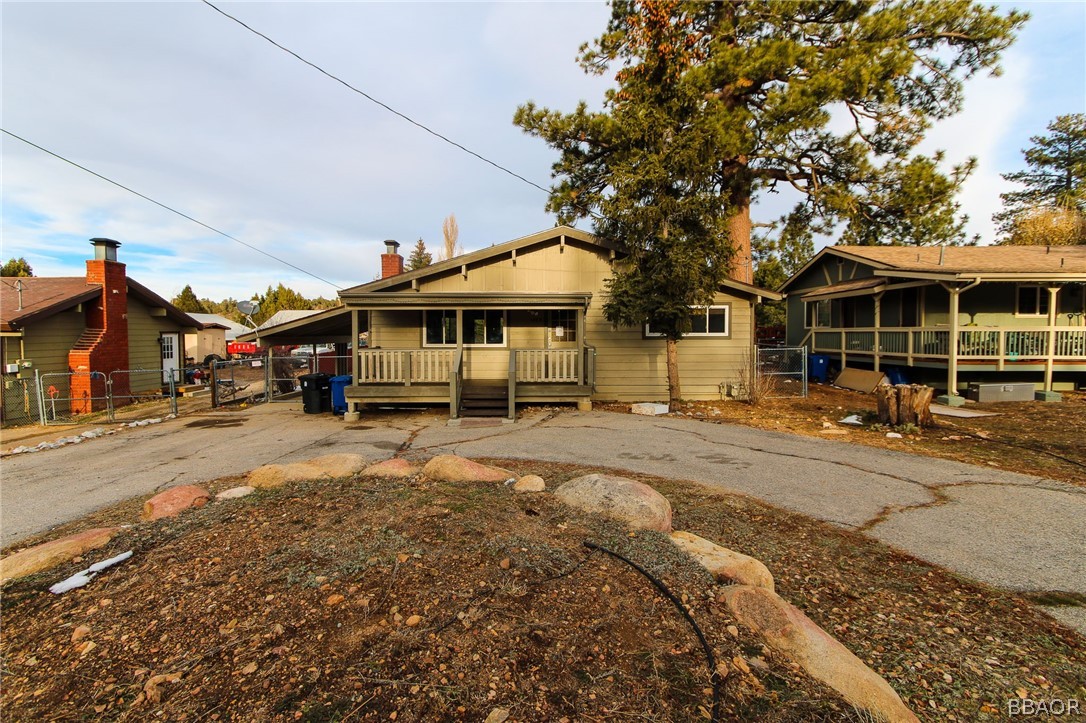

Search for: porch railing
xmin=358 ymin=349 xmax=452 ymax=384
xmin=514 ymin=349 xmax=580 ymax=382
xmin=808 ymin=326 xmax=1086 ymax=361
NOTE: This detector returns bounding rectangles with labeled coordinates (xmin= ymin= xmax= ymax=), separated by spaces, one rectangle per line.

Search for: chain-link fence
xmin=266 ymin=354 xmax=353 ymax=403
xmin=38 ymin=371 xmax=110 ymax=425
xmin=107 ymin=369 xmax=179 ymax=422
xmin=756 ymin=345 xmax=808 ymax=398
xmin=1 ymin=376 xmax=42 ymax=427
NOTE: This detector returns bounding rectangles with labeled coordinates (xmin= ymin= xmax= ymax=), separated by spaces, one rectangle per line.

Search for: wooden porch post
xmin=947 ymin=286 xmax=960 ymax=397
xmin=1044 ymin=285 xmax=1059 ymax=392
xmin=873 ymin=292 xmax=883 ymax=372
xmin=350 ymin=309 xmax=359 ymax=381
xmin=576 ymin=306 xmax=586 ymax=384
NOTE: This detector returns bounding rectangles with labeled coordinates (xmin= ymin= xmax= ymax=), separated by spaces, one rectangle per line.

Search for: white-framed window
xmin=645 ymin=305 xmax=730 ymax=337
xmin=423 ymin=309 xmax=506 ymax=346
xmin=805 ymin=300 xmax=831 ymax=328
xmin=1016 ymin=285 xmax=1050 ymax=317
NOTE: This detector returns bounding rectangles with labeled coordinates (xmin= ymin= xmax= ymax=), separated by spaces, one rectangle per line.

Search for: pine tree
xmin=996 ymin=113 xmax=1086 ymax=244
xmin=252 ymin=284 xmax=311 ymax=325
xmin=514 ymin=0 xmax=1022 ymax=406
xmin=171 ymin=284 xmax=207 ymax=313
xmin=407 ymin=238 xmax=433 ymax=270
xmin=1 ymin=257 xmax=34 ymax=277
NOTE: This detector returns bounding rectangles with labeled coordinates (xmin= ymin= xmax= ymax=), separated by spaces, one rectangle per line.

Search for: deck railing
xmin=514 ymin=349 xmax=580 ymax=382
xmin=808 ymin=326 xmax=1086 ymax=361
xmin=358 ymin=349 xmax=452 ymax=384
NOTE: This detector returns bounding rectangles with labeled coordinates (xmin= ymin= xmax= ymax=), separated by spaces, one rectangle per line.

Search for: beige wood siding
xmin=368 ymin=239 xmax=756 ymax=401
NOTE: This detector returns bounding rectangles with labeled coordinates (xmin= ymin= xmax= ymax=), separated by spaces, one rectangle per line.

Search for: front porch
xmin=345 ymin=347 xmax=595 ymax=419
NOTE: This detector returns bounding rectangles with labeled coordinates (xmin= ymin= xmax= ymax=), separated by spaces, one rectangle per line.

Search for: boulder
xmin=216 ymin=486 xmax=256 ymax=500
xmin=553 ymin=473 xmax=672 ymax=532
xmin=422 ymin=455 xmax=514 ymax=483
xmin=513 ymin=475 xmax=546 ymax=493
xmin=306 ymin=453 xmax=368 ymax=478
xmin=360 ymin=458 xmax=420 ymax=479
xmin=246 ymin=463 xmax=321 ymax=489
xmin=0 ymin=527 xmax=120 ymax=584
xmin=142 ymin=485 xmax=211 ymax=521
xmin=719 ymin=585 xmax=919 ymax=723
xmin=670 ymin=531 xmax=774 ymax=591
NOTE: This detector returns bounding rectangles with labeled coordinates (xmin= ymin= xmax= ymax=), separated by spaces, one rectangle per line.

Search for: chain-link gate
xmin=107 ymin=369 xmax=179 ymax=422
xmin=757 ymin=345 xmax=808 ymax=398
xmin=38 ymin=371 xmax=110 ymax=425
xmin=1 ymin=376 xmax=42 ymax=426
xmin=211 ymin=357 xmax=269 ymax=407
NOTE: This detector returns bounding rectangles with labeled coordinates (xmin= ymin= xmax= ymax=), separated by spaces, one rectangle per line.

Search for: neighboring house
xmin=778 ymin=245 xmax=1086 ymax=402
xmin=326 ymin=226 xmax=778 ymax=418
xmin=183 ymin=313 xmax=234 ymax=363
xmin=0 ymin=238 xmax=202 ymax=419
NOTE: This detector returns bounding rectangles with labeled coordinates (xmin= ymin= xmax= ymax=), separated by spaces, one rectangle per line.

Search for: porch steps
xmin=459 ymin=381 xmax=509 ymax=418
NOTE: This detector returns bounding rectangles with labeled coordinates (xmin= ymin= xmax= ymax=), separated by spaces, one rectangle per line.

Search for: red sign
xmin=228 ymin=342 xmax=258 ymax=356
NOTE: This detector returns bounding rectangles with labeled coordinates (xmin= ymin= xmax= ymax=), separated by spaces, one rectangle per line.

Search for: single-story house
xmin=324 ymin=226 xmax=778 ymax=418
xmin=0 ymin=238 xmax=203 ymax=419
xmin=778 ymin=245 xmax=1086 ymax=401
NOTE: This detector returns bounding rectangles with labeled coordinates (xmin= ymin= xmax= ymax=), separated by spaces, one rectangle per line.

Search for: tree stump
xmin=876 ymin=384 xmax=934 ymax=428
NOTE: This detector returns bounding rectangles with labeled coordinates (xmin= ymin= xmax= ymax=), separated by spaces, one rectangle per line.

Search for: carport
xmin=236 ymin=306 xmax=363 ymax=376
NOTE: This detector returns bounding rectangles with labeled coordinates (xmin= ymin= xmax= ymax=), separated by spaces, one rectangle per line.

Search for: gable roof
xmin=187 ymin=313 xmax=250 ymax=340
xmin=340 ymin=226 xmax=613 ymax=296
xmin=1 ymin=276 xmax=203 ymax=332
xmin=256 ymin=309 xmax=322 ymax=330
xmin=339 ymin=225 xmax=781 ymax=301
xmin=780 ymin=245 xmax=1086 ymax=292
xmin=0 ymin=277 xmax=100 ymax=331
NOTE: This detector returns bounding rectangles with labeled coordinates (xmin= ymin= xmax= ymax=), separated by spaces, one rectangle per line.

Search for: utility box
xmin=968 ymin=382 xmax=1035 ymax=403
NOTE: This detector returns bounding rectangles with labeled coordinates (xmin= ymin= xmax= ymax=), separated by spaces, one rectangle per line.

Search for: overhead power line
xmin=1 ymin=128 xmax=341 ymax=290
xmin=201 ymin=0 xmax=553 ymax=196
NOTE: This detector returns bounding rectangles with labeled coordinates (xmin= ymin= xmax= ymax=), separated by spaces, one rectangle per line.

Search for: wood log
xmin=913 ymin=384 xmax=934 ymax=427
xmin=876 ymin=384 xmax=934 ymax=428
xmin=875 ymin=384 xmax=897 ymax=426
xmin=897 ymin=384 xmax=915 ymax=425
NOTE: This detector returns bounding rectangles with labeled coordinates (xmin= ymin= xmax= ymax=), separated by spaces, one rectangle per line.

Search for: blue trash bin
xmin=329 ymin=375 xmax=353 ymax=414
xmin=809 ymin=354 xmax=830 ymax=383
xmin=884 ymin=366 xmax=908 ymax=386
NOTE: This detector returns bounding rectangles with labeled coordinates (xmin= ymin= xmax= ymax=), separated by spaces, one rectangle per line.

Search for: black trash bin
xmin=299 ymin=373 xmax=332 ymax=414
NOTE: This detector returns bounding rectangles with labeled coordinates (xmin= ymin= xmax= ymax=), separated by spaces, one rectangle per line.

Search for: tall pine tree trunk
xmin=666 ymin=337 xmax=681 ymax=411
xmin=728 ymin=166 xmax=754 ymax=284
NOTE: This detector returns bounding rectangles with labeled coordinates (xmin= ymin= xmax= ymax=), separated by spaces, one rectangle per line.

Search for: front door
xmin=160 ymin=333 xmax=180 ymax=384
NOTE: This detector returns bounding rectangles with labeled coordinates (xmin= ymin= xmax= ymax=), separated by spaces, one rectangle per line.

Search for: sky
xmin=2 ymin=1 xmax=1084 ymax=303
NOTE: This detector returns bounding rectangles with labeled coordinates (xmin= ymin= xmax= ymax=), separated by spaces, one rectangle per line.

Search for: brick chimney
xmin=69 ymin=238 xmax=130 ymax=412
xmin=381 ymin=240 xmax=404 ymax=279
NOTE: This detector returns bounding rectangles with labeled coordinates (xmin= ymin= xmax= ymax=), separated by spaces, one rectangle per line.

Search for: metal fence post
xmin=265 ymin=349 xmax=272 ymax=404
xmin=168 ymin=375 xmax=178 ymax=416
xmin=801 ymin=345 xmax=808 ymax=398
xmin=34 ymin=369 xmax=47 ymax=426
xmin=106 ymin=376 xmax=115 ymax=422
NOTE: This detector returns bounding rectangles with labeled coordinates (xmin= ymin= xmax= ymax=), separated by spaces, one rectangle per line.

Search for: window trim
xmin=644 ymin=304 xmax=731 ymax=338
xmin=422 ymin=309 xmax=507 ymax=348
xmin=804 ymin=299 xmax=831 ymax=329
xmin=1015 ymin=284 xmax=1051 ymax=318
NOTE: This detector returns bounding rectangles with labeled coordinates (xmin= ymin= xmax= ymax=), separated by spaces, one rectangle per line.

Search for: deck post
xmin=576 ymin=306 xmax=585 ymax=384
xmin=873 ymin=293 xmax=883 ymax=372
xmin=350 ymin=309 xmax=359 ymax=379
xmin=936 ymin=280 xmax=980 ymax=407
xmin=1039 ymin=286 xmax=1062 ymax=400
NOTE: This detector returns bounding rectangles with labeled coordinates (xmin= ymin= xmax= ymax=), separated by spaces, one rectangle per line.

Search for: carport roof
xmin=236 ymin=306 xmax=353 ymax=346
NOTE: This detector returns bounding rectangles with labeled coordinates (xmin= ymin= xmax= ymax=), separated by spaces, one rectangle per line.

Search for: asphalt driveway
xmin=3 ymin=405 xmax=1083 ymax=631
